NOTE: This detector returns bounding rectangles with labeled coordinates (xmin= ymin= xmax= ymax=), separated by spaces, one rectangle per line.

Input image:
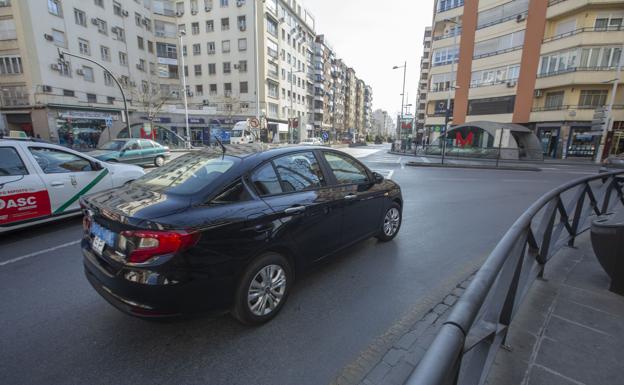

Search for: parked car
xmin=0 ymin=139 xmax=144 ymax=233
xmin=81 ymin=145 xmax=403 ymax=325
xmin=88 ymin=139 xmax=170 ymax=167
xmin=299 ymin=138 xmax=324 ymax=146
xmin=600 ymin=154 xmax=624 ymax=173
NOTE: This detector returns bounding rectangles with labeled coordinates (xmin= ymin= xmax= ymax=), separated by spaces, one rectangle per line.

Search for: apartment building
xmin=364 ymin=84 xmax=373 ymax=136
xmin=331 ymin=58 xmax=347 ymax=134
xmin=425 ymin=0 xmax=624 ymax=159
xmin=416 ymin=26 xmax=432 ymax=142
xmin=313 ymin=34 xmax=334 ymax=136
xmin=344 ymin=67 xmax=358 ymax=137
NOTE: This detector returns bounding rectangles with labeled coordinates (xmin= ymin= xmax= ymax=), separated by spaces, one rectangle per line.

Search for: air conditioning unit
xmin=191 ymin=9 xmax=198 ymax=15
xmin=42 ymin=85 xmax=53 ymax=93
xmin=171 ymin=91 xmax=180 ymax=98
xmin=534 ymin=89 xmax=543 ymax=98
xmin=49 ymin=64 xmax=60 ymax=71
xmin=122 ymin=10 xmax=129 ymax=17
xmin=187 ymin=91 xmax=194 ymax=97
xmin=176 ymin=11 xmax=184 ymax=17
xmin=237 ymin=0 xmax=245 ymax=7
xmin=517 ymin=13 xmax=526 ymax=22
xmin=136 ymin=64 xmax=144 ymax=70
xmin=205 ymin=6 xmax=212 ymax=11
xmin=76 ymin=69 xmax=85 ymax=76
xmin=239 ymin=24 xmax=246 ymax=31
xmin=91 ymin=18 xmax=100 ymax=25
xmin=506 ymin=81 xmax=517 ymax=88
xmin=142 ymin=18 xmax=149 ymax=26
xmin=44 ymin=34 xmax=54 ymax=41
xmin=202 ymin=99 xmax=210 ymax=105
xmin=111 ymin=27 xmax=119 ymax=33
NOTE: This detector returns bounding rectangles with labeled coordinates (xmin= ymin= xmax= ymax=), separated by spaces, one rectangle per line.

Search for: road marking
xmin=502 ymin=179 xmax=548 ymax=183
xmin=565 ymin=171 xmax=598 ymax=175
xmin=0 ymin=240 xmax=81 ymax=267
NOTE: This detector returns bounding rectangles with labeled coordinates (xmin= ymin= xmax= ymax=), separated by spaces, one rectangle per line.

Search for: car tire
xmin=232 ymin=252 xmax=293 ymax=326
xmin=376 ymin=203 xmax=402 ymax=242
xmin=154 ymin=156 xmax=165 ymax=167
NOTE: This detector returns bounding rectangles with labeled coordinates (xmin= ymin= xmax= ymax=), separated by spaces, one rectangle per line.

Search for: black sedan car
xmin=81 ymin=145 xmax=403 ymax=325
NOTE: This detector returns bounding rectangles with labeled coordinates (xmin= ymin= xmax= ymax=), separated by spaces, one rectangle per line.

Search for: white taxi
xmin=0 ymin=139 xmax=145 ymax=233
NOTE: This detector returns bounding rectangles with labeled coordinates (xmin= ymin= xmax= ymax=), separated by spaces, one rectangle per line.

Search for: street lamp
xmin=595 ymin=42 xmax=624 ymax=163
xmin=441 ymin=18 xmax=460 ymax=165
xmin=393 ymin=62 xmax=407 ymax=144
xmin=178 ymin=30 xmax=191 ymax=149
xmin=57 ymin=48 xmax=131 ymax=138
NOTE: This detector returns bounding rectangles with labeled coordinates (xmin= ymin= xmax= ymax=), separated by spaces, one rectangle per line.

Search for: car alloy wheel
xmin=154 ymin=156 xmax=165 ymax=167
xmin=383 ymin=207 xmax=401 ymax=237
xmin=247 ymin=264 xmax=287 ymax=316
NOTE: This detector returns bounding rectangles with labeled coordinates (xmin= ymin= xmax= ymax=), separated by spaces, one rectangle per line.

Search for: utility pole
xmin=179 ymin=31 xmax=191 ymax=149
xmin=442 ymin=19 xmax=459 ymax=165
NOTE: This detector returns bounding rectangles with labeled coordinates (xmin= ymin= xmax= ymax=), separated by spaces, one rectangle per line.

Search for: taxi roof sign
xmin=9 ymin=130 xmax=28 ymax=139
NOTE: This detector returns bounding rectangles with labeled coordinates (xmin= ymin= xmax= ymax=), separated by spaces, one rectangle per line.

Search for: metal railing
xmin=543 ymin=25 xmax=624 ymax=43
xmin=406 ymin=171 xmax=624 ymax=385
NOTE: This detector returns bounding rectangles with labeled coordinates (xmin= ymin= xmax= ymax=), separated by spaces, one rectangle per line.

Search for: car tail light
xmin=82 ymin=215 xmax=92 ymax=233
xmin=120 ymin=230 xmax=199 ymax=264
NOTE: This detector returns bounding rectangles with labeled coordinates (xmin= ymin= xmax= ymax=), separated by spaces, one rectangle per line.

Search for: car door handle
xmin=254 ymin=224 xmax=274 ymax=233
xmin=51 ymin=181 xmax=64 ymax=187
xmin=284 ymin=206 xmax=306 ymax=215
xmin=344 ymin=194 xmax=358 ymax=200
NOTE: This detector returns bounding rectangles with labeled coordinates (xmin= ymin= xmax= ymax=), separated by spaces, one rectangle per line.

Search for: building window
xmin=580 ymin=46 xmax=622 ymax=69
xmin=192 ymin=22 xmax=200 ymax=35
xmin=107 ymin=96 xmax=115 ymax=105
xmin=579 ymin=90 xmax=608 ymax=108
xmin=94 ymin=0 xmax=104 ymax=7
xmin=52 ymin=29 xmax=66 ymax=47
xmin=220 ymin=0 xmax=228 ymax=7
xmin=135 ymin=12 xmax=142 ymax=27
xmin=119 ymin=52 xmax=128 ymax=66
xmin=544 ymin=91 xmax=564 ymax=110
xmin=470 ymin=64 xmax=520 ymax=87
xmin=195 ymin=85 xmax=203 ymax=96
xmin=58 ymin=60 xmax=71 ymax=77
xmin=137 ymin=36 xmax=144 ymax=50
xmin=48 ymin=0 xmax=62 ymax=16
xmin=206 ymin=20 xmax=214 ymax=32
xmin=238 ymin=38 xmax=247 ymax=51
xmin=0 ymin=0 xmax=11 ymax=6
xmin=467 ymin=95 xmax=515 ymax=115
xmin=208 ymin=63 xmax=216 ymax=75
xmin=0 ymin=56 xmax=22 ymax=75
xmin=87 ymin=93 xmax=97 ymax=103
xmin=147 ymin=40 xmax=154 ymax=53
xmin=95 ymin=19 xmax=107 ymax=35
xmin=224 ymin=82 xmax=232 ymax=96
xmin=113 ymin=1 xmax=123 ymax=16
xmin=595 ymin=16 xmax=623 ymax=31
xmin=474 ymin=30 xmax=525 ymax=58
xmin=268 ymin=103 xmax=278 ymax=117
xmin=238 ymin=15 xmax=246 ymax=31
xmin=100 ymin=46 xmax=111 ymax=61
xmin=103 ymin=71 xmax=113 ymax=86
xmin=194 ymin=64 xmax=202 ymax=76
xmin=63 ymin=89 xmax=75 ymax=97
xmin=222 ymin=40 xmax=230 ymax=53
xmin=238 ymin=60 xmax=247 ymax=72
xmin=240 ymin=81 xmax=248 ymax=94
xmin=223 ymin=62 xmax=231 ymax=74
xmin=539 ymin=48 xmax=577 ymax=75
xmin=209 ymin=84 xmax=217 ymax=95
xmin=0 ymin=19 xmax=16 ymax=40
xmin=78 ymin=38 xmax=90 ymax=55
xmin=430 ymin=72 xmax=456 ymax=92
xmin=138 ymin=59 xmax=146 ymax=71
xmin=74 ymin=8 xmax=87 ymax=26
xmin=207 ymin=41 xmax=215 ymax=54
xmin=113 ymin=27 xmax=125 ymax=42
xmin=193 ymin=43 xmax=201 ymax=55
xmin=82 ymin=66 xmax=94 ymax=82
xmin=267 ymin=40 xmax=278 ymax=58
xmin=477 ymin=0 xmax=529 ymax=29
xmin=268 ymin=81 xmax=278 ymax=98
xmin=266 ymin=17 xmax=277 ymax=37
xmin=432 ymin=46 xmax=458 ymax=67
xmin=436 ymin=0 xmax=463 ymax=13
xmin=221 ymin=17 xmax=229 ymax=30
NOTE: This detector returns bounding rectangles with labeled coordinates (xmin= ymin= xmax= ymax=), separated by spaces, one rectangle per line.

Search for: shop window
xmin=468 ymin=96 xmax=515 ymax=115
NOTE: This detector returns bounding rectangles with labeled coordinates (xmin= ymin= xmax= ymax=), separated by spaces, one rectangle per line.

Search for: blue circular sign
xmin=321 ymin=131 xmax=329 ymax=141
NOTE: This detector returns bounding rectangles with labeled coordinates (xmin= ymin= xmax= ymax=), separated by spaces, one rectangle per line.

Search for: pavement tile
xmin=527 ymin=365 xmax=581 ymax=385
xmin=394 ymin=330 xmax=420 ymax=350
xmin=382 ymin=349 xmax=404 ymax=366
xmin=451 ymin=287 xmax=465 ymax=297
xmin=404 ymin=346 xmax=426 ymax=366
xmin=553 ymin=297 xmax=624 ymax=336
xmin=557 ymin=284 xmax=624 ymax=318
xmin=380 ymin=360 xmax=415 ymax=385
xmin=443 ymin=295 xmax=458 ymax=306
xmin=365 ymin=362 xmax=392 ymax=384
xmin=432 ymin=303 xmax=450 ymax=315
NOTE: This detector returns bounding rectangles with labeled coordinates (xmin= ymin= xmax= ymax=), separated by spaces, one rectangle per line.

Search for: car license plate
xmin=92 ymin=236 xmax=106 ymax=255
xmin=90 ymin=222 xmax=117 ymax=254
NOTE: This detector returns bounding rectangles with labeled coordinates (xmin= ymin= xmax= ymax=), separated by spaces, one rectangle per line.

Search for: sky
xmin=302 ymin=0 xmax=436 ymax=118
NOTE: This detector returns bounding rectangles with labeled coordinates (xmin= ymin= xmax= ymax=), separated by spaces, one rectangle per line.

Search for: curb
xmin=405 ymin=161 xmax=541 ymax=172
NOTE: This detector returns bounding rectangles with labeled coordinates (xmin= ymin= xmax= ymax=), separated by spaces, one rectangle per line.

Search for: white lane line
xmin=0 ymin=240 xmax=81 ymax=267
xmin=565 ymin=171 xmax=598 ymax=175
xmin=502 ymin=179 xmax=548 ymax=183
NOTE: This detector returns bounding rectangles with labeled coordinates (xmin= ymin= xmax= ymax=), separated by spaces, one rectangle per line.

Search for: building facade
xmin=425 ymin=0 xmax=624 ymax=159
xmin=416 ymin=26 xmax=432 ymax=143
xmin=0 ymin=0 xmax=374 ymax=147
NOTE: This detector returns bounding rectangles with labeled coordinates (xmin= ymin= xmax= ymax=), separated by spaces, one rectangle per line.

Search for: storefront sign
xmin=59 ymin=111 xmax=117 ymax=120
xmin=140 ymin=117 xmax=172 ymax=124
xmin=188 ymin=118 xmax=205 ymax=124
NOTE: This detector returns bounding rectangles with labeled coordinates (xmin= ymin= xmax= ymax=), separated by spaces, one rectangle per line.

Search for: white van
xmin=230 ymin=121 xmax=255 ymax=144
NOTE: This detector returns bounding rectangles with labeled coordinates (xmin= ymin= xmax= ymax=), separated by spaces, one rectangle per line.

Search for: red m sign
xmin=456 ymin=132 xmax=474 ymax=147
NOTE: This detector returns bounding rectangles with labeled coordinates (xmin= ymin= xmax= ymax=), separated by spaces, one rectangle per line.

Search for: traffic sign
xmin=321 ymin=131 xmax=329 ymax=141
xmin=105 ymin=116 xmax=113 ymax=128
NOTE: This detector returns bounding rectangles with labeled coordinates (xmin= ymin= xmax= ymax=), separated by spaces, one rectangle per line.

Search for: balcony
xmin=536 ymin=66 xmax=619 ymax=88
xmin=530 ymin=105 xmax=603 ymax=122
xmin=542 ymin=26 xmax=624 ymax=53
xmin=547 ymin=0 xmax=624 ymax=19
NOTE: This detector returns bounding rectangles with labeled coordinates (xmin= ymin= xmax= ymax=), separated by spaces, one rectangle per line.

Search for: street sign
xmin=104 ymin=116 xmax=113 ymax=128
xmin=321 ymin=131 xmax=329 ymax=141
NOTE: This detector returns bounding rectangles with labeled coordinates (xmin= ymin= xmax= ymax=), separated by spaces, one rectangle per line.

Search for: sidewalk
xmin=486 ymin=232 xmax=624 ymax=385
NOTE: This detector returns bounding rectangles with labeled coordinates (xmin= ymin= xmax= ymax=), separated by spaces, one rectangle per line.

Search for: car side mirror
xmin=373 ymin=172 xmax=384 ymax=184
xmin=91 ymin=161 xmax=104 ymax=171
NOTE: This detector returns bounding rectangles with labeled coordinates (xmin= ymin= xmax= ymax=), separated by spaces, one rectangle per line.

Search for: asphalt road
xmin=0 ymin=145 xmax=601 ymax=385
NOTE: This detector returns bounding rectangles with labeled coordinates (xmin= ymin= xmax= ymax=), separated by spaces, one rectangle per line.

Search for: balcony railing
xmin=543 ymin=25 xmax=624 ymax=43
xmin=532 ymin=104 xmax=624 ymax=112
xmin=537 ymin=66 xmax=620 ymax=78
xmin=473 ymin=45 xmax=523 ymax=60
xmin=477 ymin=12 xmax=528 ymax=30
xmin=433 ymin=29 xmax=462 ymax=41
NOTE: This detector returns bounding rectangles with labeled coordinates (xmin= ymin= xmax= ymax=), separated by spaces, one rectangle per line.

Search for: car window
xmin=133 ymin=152 xmax=238 ymax=195
xmin=212 ymin=181 xmax=251 ymax=204
xmin=0 ymin=147 xmax=28 ymax=176
xmin=125 ymin=141 xmax=140 ymax=150
xmin=139 ymin=140 xmax=154 ymax=149
xmin=323 ymin=152 xmax=369 ymax=185
xmin=29 ymin=147 xmax=93 ymax=174
xmin=251 ymin=163 xmax=282 ymax=196
xmin=98 ymin=140 xmax=126 ymax=151
xmin=273 ymin=152 xmax=325 ymax=192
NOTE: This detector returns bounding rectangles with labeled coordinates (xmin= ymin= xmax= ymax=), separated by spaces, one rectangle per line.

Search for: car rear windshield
xmin=132 ymin=152 xmax=239 ymax=195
